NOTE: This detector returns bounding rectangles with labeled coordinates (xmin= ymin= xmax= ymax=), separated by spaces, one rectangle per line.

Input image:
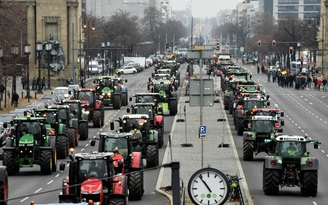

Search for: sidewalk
xmin=156 ymin=65 xmax=253 ymax=205
xmin=0 ymin=76 xmax=96 ymax=114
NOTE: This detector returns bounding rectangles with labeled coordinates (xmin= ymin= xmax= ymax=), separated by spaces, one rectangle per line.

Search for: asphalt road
xmin=4 ymin=63 xmax=187 ymax=204
xmin=230 ymin=62 xmax=328 ymax=205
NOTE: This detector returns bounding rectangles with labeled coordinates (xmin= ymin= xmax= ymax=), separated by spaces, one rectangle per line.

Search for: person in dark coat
xmin=13 ymin=91 xmax=19 ymax=107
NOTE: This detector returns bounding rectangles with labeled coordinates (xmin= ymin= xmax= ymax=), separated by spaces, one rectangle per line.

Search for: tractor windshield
xmin=251 ymin=120 xmax=273 ymax=133
xmin=19 ymin=121 xmax=41 ymax=137
xmin=78 ymin=92 xmax=94 ymax=105
xmin=104 ymin=138 xmax=128 ymax=159
xmin=68 ymin=103 xmax=79 ymax=118
xmin=154 ymin=84 xmax=169 ymax=92
xmin=78 ymin=159 xmax=107 ymax=179
xmin=43 ymin=112 xmax=57 ymax=125
xmin=134 ymin=106 xmax=153 ymax=118
xmin=245 ymin=100 xmax=264 ymax=110
xmin=137 ymin=95 xmax=155 ymax=103
xmin=280 ymin=141 xmax=304 ymax=157
xmin=123 ymin=118 xmax=146 ymax=132
xmin=58 ymin=109 xmax=68 ymax=124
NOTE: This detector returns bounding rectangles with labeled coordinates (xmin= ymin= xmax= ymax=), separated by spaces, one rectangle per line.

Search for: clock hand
xmin=199 ymin=175 xmax=212 ymax=193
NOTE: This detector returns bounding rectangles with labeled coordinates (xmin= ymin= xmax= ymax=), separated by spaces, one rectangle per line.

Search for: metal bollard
xmin=21 ymin=91 xmax=23 ymax=98
xmin=35 ymin=91 xmax=37 ymax=99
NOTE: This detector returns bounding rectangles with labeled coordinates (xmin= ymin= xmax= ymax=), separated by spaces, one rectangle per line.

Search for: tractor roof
xmin=252 ymin=108 xmax=279 ymax=113
xmin=100 ymin=132 xmax=133 ymax=138
xmin=134 ymin=103 xmax=156 ymax=106
xmin=251 ymin=115 xmax=274 ymax=120
xmin=122 ymin=114 xmax=149 ymax=119
xmin=275 ymin=135 xmax=308 ymax=142
xmin=77 ymin=88 xmax=95 ymax=92
xmin=13 ymin=116 xmax=46 ymax=121
xmin=135 ymin=93 xmax=160 ymax=96
xmin=46 ymin=105 xmax=70 ymax=109
xmin=74 ymin=152 xmax=114 ymax=160
xmin=62 ymin=99 xmax=82 ymax=103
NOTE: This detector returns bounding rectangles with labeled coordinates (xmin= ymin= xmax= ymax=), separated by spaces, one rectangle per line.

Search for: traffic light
xmin=165 ymin=43 xmax=169 ymax=49
xmin=272 ymin=40 xmax=276 ymax=46
xmin=258 ymin=40 xmax=261 ymax=47
xmin=216 ymin=42 xmax=220 ymax=49
xmin=289 ymin=46 xmax=294 ymax=55
xmin=129 ymin=45 xmax=133 ymax=53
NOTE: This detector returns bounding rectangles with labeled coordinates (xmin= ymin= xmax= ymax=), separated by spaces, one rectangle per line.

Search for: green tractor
xmin=34 ymin=107 xmax=71 ymax=159
xmin=61 ymin=99 xmax=89 ymax=141
xmin=233 ymin=95 xmax=270 ymax=135
xmin=111 ymin=114 xmax=159 ymax=168
xmin=94 ymin=76 xmax=128 ymax=108
xmin=263 ymin=134 xmax=321 ymax=196
xmin=242 ymin=115 xmax=284 ymax=161
xmin=91 ymin=132 xmax=144 ymax=200
xmin=2 ymin=116 xmax=57 ymax=175
xmin=149 ymin=79 xmax=178 ymax=116
xmin=127 ymin=102 xmax=164 ymax=148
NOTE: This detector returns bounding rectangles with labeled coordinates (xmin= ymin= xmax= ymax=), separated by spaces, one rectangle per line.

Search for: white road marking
xmin=47 ymin=180 xmax=53 ymax=185
xmin=309 ymin=102 xmax=313 ymax=105
xmin=35 ymin=188 xmax=42 ymax=193
xmin=81 ymin=148 xmax=84 ymax=152
xmin=20 ymin=197 xmax=29 ymax=202
xmin=321 ymin=150 xmax=325 ymax=154
xmin=55 ymin=174 xmax=60 ymax=177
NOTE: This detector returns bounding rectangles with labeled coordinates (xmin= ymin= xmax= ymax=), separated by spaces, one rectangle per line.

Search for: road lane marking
xmin=55 ymin=174 xmax=60 ymax=177
xmin=81 ymin=148 xmax=84 ymax=152
xmin=47 ymin=180 xmax=53 ymax=185
xmin=35 ymin=188 xmax=42 ymax=193
xmin=20 ymin=197 xmax=29 ymax=202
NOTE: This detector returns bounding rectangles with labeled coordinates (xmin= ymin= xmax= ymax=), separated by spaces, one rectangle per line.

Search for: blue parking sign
xmin=199 ymin=126 xmax=206 ymax=138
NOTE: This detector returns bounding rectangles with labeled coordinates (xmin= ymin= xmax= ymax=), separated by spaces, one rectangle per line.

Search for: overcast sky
xmin=171 ymin=0 xmax=243 ymax=18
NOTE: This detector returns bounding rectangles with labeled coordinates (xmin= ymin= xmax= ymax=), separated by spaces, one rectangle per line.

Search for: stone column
xmin=26 ymin=1 xmax=36 ymax=66
xmin=325 ymin=0 xmax=328 ymax=78
xmin=67 ymin=1 xmax=79 ymax=79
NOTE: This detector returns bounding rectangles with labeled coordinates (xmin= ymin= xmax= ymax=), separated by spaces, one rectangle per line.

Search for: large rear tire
xmin=146 ymin=144 xmax=159 ymax=168
xmin=113 ymin=94 xmax=122 ymax=109
xmin=224 ymin=97 xmax=229 ymax=110
xmin=243 ymin=140 xmax=254 ymax=161
xmin=263 ymin=166 xmax=279 ymax=195
xmin=40 ymin=150 xmax=52 ymax=175
xmin=92 ymin=110 xmax=102 ymax=128
xmin=56 ymin=135 xmax=67 ymax=159
xmin=121 ymin=93 xmax=127 ymax=106
xmin=52 ymin=149 xmax=57 ymax=172
xmin=128 ymin=172 xmax=144 ymax=200
xmin=157 ymin=129 xmax=164 ymax=148
xmin=3 ymin=151 xmax=18 ymax=175
xmin=67 ymin=128 xmax=76 ymax=148
xmin=301 ymin=170 xmax=318 ymax=197
xmin=108 ymin=198 xmax=125 ymax=205
xmin=169 ymin=99 xmax=178 ymax=116
xmin=79 ymin=121 xmax=88 ymax=140
xmin=237 ymin=119 xmax=244 ymax=136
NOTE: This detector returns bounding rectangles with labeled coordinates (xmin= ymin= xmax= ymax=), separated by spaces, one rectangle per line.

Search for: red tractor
xmin=76 ymin=88 xmax=105 ymax=128
xmin=59 ymin=152 xmax=129 ymax=205
xmin=91 ymin=132 xmax=144 ymax=200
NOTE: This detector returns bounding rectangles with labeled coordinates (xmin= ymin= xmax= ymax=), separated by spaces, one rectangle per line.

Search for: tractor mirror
xmin=90 ymin=140 xmax=95 ymax=146
xmin=93 ymin=80 xmax=96 ymax=84
xmin=158 ymin=107 xmax=163 ymax=113
xmin=129 ymin=97 xmax=132 ymax=101
xmin=314 ymin=144 xmax=319 ymax=149
xmin=69 ymin=91 xmax=72 ymax=95
xmin=3 ymin=122 xmax=7 ymax=129
xmin=110 ymin=122 xmax=114 ymax=130
xmin=280 ymin=120 xmax=284 ymax=126
xmin=267 ymin=95 xmax=270 ymax=100
xmin=126 ymin=108 xmax=130 ymax=113
xmin=59 ymin=163 xmax=66 ymax=171
xmin=266 ymin=101 xmax=270 ymax=106
xmin=280 ymin=112 xmax=284 ymax=117
xmin=125 ymin=79 xmax=128 ymax=83
xmin=24 ymin=111 xmax=27 ymax=116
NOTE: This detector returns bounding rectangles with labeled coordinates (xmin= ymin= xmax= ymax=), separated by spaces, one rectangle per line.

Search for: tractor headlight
xmin=102 ymin=93 xmax=105 ymax=96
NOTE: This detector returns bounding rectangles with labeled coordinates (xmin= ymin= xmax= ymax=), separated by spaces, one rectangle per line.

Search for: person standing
xmin=317 ymin=78 xmax=322 ymax=91
xmin=322 ymin=78 xmax=327 ymax=92
xmin=13 ymin=91 xmax=19 ymax=107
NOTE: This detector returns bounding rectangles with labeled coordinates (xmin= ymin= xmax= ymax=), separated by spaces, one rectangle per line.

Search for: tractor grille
xmin=81 ymin=194 xmax=100 ymax=202
xmin=19 ymin=145 xmax=33 ymax=158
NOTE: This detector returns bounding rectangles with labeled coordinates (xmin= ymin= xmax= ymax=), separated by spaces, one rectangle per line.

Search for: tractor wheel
xmin=108 ymin=198 xmax=125 ymax=205
xmin=233 ymin=117 xmax=238 ymax=130
xmin=224 ymin=97 xmax=229 ymax=110
xmin=101 ymin=106 xmax=105 ymax=126
xmin=121 ymin=93 xmax=127 ymax=106
xmin=301 ymin=170 xmax=318 ymax=197
xmin=128 ymin=172 xmax=144 ymax=200
xmin=243 ymin=140 xmax=254 ymax=161
xmin=237 ymin=119 xmax=244 ymax=136
xmin=0 ymin=168 xmax=8 ymax=205
xmin=40 ymin=150 xmax=52 ymax=175
xmin=169 ymin=99 xmax=178 ymax=116
xmin=113 ymin=94 xmax=122 ymax=109
xmin=92 ymin=110 xmax=102 ymax=128
xmin=79 ymin=121 xmax=88 ymax=140
xmin=229 ymin=102 xmax=233 ymax=114
xmin=67 ymin=128 xmax=77 ymax=148
xmin=157 ymin=129 xmax=164 ymax=148
xmin=56 ymin=135 xmax=67 ymax=159
xmin=146 ymin=144 xmax=159 ymax=168
xmin=3 ymin=150 xmax=18 ymax=175
xmin=52 ymin=148 xmax=57 ymax=172
xmin=263 ymin=166 xmax=279 ymax=195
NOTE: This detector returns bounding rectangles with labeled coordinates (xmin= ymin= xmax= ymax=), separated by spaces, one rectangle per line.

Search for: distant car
xmin=52 ymin=87 xmax=72 ymax=100
xmin=41 ymin=94 xmax=61 ymax=106
xmin=23 ymin=101 xmax=46 ymax=110
xmin=68 ymin=84 xmax=80 ymax=94
xmin=268 ymin=66 xmax=280 ymax=72
xmin=116 ymin=66 xmax=137 ymax=74
xmin=0 ymin=113 xmax=15 ymax=146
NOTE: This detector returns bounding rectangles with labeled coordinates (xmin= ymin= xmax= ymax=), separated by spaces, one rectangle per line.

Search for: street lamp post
xmin=45 ymin=42 xmax=52 ymax=90
xmin=0 ymin=47 xmax=3 ymax=109
xmin=11 ymin=45 xmax=19 ymax=106
xmin=101 ymin=42 xmax=105 ymax=76
xmin=24 ymin=43 xmax=31 ymax=102
xmin=36 ymin=41 xmax=43 ymax=94
xmin=107 ymin=42 xmax=111 ymax=75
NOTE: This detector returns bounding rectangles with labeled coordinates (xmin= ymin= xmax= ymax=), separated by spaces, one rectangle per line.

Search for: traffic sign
xmin=199 ymin=125 xmax=206 ymax=138
xmin=194 ymin=45 xmax=205 ymax=50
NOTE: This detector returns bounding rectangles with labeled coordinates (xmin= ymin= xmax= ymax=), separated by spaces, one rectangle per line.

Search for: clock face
xmin=188 ymin=168 xmax=230 ymax=205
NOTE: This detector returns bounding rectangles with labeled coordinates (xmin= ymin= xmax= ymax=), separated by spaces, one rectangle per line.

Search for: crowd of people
xmin=261 ymin=66 xmax=327 ymax=92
